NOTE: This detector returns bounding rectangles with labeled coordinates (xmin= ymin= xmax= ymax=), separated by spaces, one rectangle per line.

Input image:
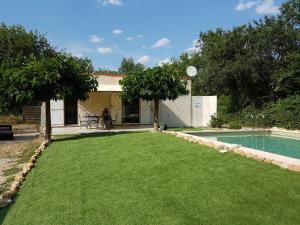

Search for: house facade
xmin=41 ymin=74 xmax=217 ymax=128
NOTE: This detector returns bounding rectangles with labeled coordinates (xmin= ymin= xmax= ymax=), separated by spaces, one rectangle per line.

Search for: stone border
xmin=163 ymin=130 xmax=300 ymax=173
xmin=0 ymin=140 xmax=51 ymax=208
xmin=270 ymin=127 xmax=300 ymax=139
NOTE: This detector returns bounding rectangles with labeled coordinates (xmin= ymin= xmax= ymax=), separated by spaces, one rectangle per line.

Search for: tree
xmin=0 ymin=24 xmax=98 ymax=140
xmin=0 ymin=54 xmax=98 ymax=140
xmin=119 ymin=65 xmax=189 ymax=130
xmin=0 ymin=23 xmax=56 ymax=114
xmin=94 ymin=68 xmax=119 ymax=74
xmin=0 ymin=23 xmax=55 ymax=64
xmin=118 ymin=57 xmax=145 ymax=74
xmin=193 ymin=0 xmax=300 ymax=112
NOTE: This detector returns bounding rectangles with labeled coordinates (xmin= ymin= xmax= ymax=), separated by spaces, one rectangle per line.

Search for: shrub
xmin=160 ymin=123 xmax=168 ymax=131
xmin=210 ymin=114 xmax=224 ymax=128
xmin=0 ymin=115 xmax=23 ymax=124
xmin=272 ymin=95 xmax=300 ymax=129
xmin=228 ymin=121 xmax=242 ymax=129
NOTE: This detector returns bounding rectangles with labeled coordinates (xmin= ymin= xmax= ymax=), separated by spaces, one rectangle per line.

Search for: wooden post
xmin=45 ymin=100 xmax=52 ymax=141
xmin=154 ymin=99 xmax=160 ymax=132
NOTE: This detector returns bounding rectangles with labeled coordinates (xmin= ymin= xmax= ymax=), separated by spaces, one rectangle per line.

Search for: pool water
xmin=191 ymin=133 xmax=300 ymax=159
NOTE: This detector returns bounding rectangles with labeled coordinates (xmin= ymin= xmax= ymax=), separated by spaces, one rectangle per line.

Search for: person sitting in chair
xmin=102 ymin=107 xmax=112 ymax=130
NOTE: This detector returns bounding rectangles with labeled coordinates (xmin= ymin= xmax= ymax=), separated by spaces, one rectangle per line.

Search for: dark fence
xmin=22 ymin=106 xmax=41 ymax=123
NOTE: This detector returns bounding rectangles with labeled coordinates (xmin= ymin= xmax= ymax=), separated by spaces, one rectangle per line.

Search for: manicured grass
xmin=1 ymin=132 xmax=299 ymax=225
xmin=168 ymin=127 xmax=206 ymax=131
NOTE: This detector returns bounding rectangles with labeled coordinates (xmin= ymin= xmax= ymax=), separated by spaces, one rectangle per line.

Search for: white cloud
xmin=235 ymin=0 xmax=279 ymax=14
xmin=126 ymin=34 xmax=144 ymax=41
xmin=186 ymin=39 xmax=201 ymax=54
xmin=101 ymin=0 xmax=122 ymax=6
xmin=72 ymin=53 xmax=83 ymax=58
xmin=67 ymin=45 xmax=94 ymax=58
xmin=126 ymin=36 xmax=134 ymax=41
xmin=90 ymin=35 xmax=104 ymax=43
xmin=235 ymin=1 xmax=258 ymax=10
xmin=97 ymin=47 xmax=112 ymax=54
xmin=112 ymin=29 xmax=123 ymax=35
xmin=151 ymin=38 xmax=171 ymax=48
xmin=136 ymin=55 xmax=150 ymax=64
xmin=158 ymin=58 xmax=173 ymax=66
xmin=255 ymin=0 xmax=279 ymax=14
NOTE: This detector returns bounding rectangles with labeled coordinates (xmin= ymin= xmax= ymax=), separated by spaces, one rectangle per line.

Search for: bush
xmin=228 ymin=121 xmax=242 ymax=129
xmin=160 ymin=123 xmax=168 ymax=131
xmin=0 ymin=115 xmax=23 ymax=124
xmin=210 ymin=114 xmax=224 ymax=128
xmin=271 ymin=95 xmax=300 ymax=129
xmin=218 ymin=95 xmax=300 ymax=130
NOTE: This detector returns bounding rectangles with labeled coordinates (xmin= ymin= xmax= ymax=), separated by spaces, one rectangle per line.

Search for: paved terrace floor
xmin=52 ymin=125 xmax=153 ymax=135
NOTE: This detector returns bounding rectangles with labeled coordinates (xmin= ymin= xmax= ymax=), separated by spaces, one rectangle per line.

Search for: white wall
xmin=50 ymin=100 xmax=65 ymax=126
xmin=159 ymin=80 xmax=192 ymax=127
xmin=192 ymin=96 xmax=217 ymax=127
xmin=140 ymin=100 xmax=154 ymax=124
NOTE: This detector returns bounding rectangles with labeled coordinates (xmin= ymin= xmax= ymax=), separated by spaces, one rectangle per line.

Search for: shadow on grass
xmin=0 ymin=196 xmax=17 ymax=224
xmin=53 ymin=131 xmax=148 ymax=142
xmin=0 ymin=131 xmax=149 ymax=224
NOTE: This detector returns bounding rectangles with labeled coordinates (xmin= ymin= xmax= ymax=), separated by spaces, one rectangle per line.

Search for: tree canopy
xmin=0 ymin=23 xmax=98 ymax=139
xmin=172 ymin=0 xmax=300 ymax=114
xmin=118 ymin=57 xmax=145 ymax=74
xmin=119 ymin=65 xmax=189 ymax=129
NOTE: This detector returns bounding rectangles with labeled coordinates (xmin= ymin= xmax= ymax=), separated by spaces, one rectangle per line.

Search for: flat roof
xmin=94 ymin=74 xmax=192 ymax=80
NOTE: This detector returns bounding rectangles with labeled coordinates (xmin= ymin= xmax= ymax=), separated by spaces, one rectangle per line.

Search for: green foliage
xmin=0 ymin=24 xmax=98 ymax=114
xmin=118 ymin=57 xmax=145 ymax=74
xmin=0 ymin=23 xmax=55 ymax=64
xmin=0 ymin=54 xmax=98 ymax=113
xmin=228 ymin=121 xmax=242 ymax=130
xmin=186 ymin=0 xmax=300 ymax=113
xmin=209 ymin=114 xmax=224 ymax=128
xmin=160 ymin=123 xmax=168 ymax=131
xmin=0 ymin=23 xmax=56 ymax=113
xmin=271 ymin=95 xmax=300 ymax=129
xmin=216 ymin=95 xmax=300 ymax=130
xmin=119 ymin=65 xmax=189 ymax=102
xmin=94 ymin=68 xmax=119 ymax=74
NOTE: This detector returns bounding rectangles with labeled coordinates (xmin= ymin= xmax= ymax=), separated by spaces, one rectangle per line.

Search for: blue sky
xmin=0 ymin=0 xmax=285 ymax=70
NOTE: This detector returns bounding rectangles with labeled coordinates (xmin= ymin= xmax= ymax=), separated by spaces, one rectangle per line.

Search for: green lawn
xmin=168 ymin=127 xmax=206 ymax=131
xmin=1 ymin=132 xmax=299 ymax=225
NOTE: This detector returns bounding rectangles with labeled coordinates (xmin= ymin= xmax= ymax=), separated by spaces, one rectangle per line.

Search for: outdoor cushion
xmin=0 ymin=125 xmax=13 ymax=140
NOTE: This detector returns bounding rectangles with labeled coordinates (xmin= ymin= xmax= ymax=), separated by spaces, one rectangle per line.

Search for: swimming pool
xmin=189 ymin=132 xmax=300 ymax=160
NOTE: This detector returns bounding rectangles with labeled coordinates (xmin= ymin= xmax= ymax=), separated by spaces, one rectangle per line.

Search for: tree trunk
xmin=45 ymin=99 xmax=52 ymax=141
xmin=154 ymin=99 xmax=160 ymax=132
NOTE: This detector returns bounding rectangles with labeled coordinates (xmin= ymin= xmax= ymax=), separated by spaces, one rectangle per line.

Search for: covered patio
xmin=51 ymin=124 xmax=153 ymax=135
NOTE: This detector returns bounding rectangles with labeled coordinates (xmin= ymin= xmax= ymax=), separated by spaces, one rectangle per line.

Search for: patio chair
xmin=112 ymin=114 xmax=118 ymax=126
xmin=98 ymin=118 xmax=105 ymax=130
xmin=79 ymin=114 xmax=88 ymax=129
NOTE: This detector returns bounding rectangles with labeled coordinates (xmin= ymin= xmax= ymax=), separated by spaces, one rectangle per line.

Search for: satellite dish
xmin=186 ymin=66 xmax=197 ymax=77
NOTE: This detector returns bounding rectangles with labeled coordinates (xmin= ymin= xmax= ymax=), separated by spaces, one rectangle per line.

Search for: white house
xmin=41 ymin=74 xmax=217 ymax=128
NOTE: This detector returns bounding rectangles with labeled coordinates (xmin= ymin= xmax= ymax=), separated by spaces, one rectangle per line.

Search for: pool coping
xmin=163 ymin=130 xmax=300 ymax=173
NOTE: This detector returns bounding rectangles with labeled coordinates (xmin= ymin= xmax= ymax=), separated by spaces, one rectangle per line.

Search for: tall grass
xmin=0 ymin=115 xmax=23 ymax=125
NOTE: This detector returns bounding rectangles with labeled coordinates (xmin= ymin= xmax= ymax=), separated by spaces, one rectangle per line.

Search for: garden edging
xmin=162 ymin=130 xmax=300 ymax=173
xmin=0 ymin=139 xmax=51 ymax=208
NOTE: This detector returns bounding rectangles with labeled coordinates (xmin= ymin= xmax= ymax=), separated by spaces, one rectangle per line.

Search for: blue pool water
xmin=190 ymin=133 xmax=300 ymax=159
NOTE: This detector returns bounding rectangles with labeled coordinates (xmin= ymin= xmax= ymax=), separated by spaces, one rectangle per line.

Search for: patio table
xmin=83 ymin=116 xmax=102 ymax=129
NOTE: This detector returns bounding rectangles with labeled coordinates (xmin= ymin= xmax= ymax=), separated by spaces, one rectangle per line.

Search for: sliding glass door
xmin=122 ymin=100 xmax=139 ymax=123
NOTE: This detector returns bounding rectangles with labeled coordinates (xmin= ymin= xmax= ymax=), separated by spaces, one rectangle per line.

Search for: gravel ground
xmin=0 ymin=133 xmax=41 ymax=193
